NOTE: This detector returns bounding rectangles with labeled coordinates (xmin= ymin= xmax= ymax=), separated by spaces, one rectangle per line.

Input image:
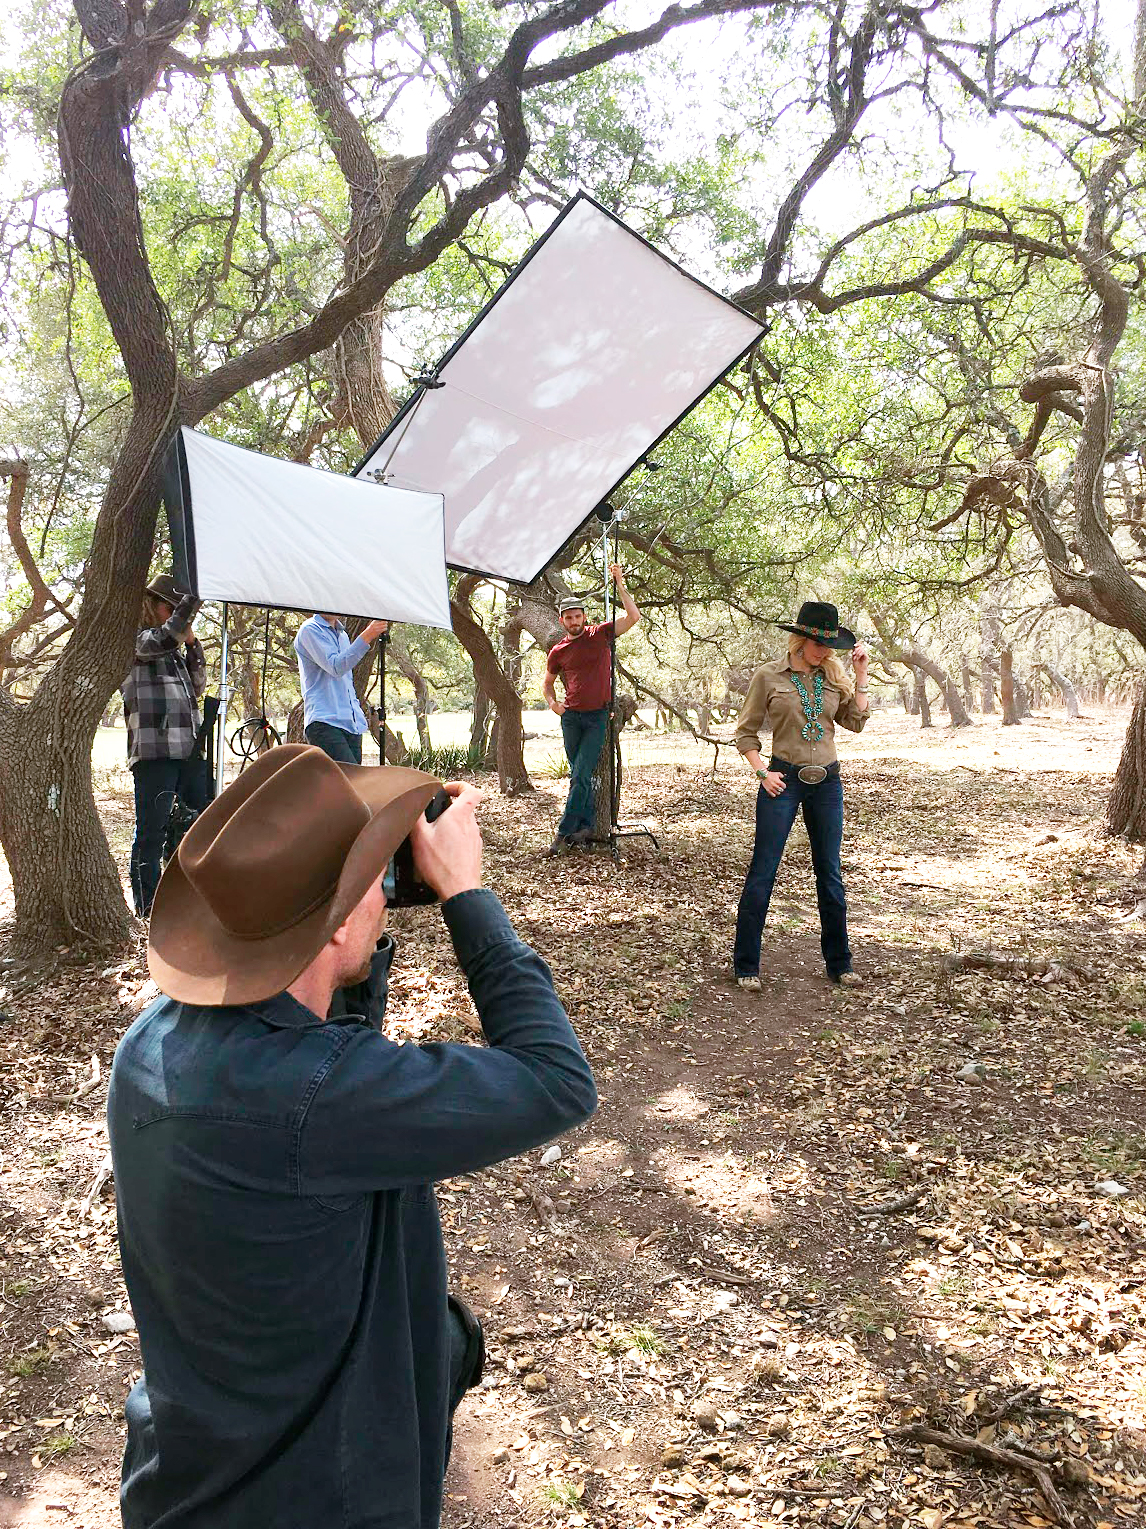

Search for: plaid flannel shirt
xmin=122 ymin=595 xmax=207 ymax=766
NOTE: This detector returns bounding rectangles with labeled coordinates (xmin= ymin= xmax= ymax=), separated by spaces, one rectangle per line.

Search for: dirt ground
xmin=1 ymin=705 xmax=1145 ymax=1529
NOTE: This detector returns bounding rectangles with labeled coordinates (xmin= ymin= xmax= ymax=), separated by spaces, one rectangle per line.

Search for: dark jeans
xmin=733 ymin=770 xmax=852 ymax=979
xmin=130 ymin=758 xmax=213 ymax=916
xmin=558 ymin=706 xmax=608 ymax=836
xmin=305 ymin=720 xmax=363 ymax=764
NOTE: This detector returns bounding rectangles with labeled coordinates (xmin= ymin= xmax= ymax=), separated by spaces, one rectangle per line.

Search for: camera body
xmin=383 ymin=787 xmax=451 ymax=907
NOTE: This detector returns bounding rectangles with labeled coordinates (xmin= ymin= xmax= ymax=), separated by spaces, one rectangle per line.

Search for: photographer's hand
xmin=410 ymin=782 xmax=484 ymax=901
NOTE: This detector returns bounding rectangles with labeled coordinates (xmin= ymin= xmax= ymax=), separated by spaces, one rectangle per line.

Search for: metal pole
xmin=603 ymin=517 xmax=617 ymax=837
xmin=215 ymin=602 xmax=230 ymax=797
xmin=377 ymin=631 xmax=389 ymax=767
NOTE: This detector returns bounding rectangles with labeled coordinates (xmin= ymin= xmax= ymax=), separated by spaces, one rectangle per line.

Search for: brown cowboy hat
xmin=148 ymin=745 xmax=441 ymax=1005
xmin=144 ymin=572 xmax=189 ymax=606
xmin=776 ymin=600 xmax=856 ymax=652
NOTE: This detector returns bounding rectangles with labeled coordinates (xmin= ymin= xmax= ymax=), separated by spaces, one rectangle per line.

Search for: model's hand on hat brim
xmin=410 ymin=782 xmax=484 ymax=902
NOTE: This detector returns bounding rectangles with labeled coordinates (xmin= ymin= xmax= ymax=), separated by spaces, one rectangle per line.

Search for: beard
xmin=346 ymin=950 xmax=374 ymax=987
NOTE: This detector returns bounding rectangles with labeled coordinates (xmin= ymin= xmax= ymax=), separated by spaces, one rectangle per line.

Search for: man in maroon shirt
xmin=542 ymin=564 xmax=640 ymax=852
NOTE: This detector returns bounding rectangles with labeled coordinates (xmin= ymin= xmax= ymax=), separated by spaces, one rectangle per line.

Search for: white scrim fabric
xmin=354 ymin=197 xmax=763 ymax=582
xmin=179 ymin=429 xmax=451 ymax=630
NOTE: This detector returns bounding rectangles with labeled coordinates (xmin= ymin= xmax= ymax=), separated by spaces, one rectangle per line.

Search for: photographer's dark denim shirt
xmin=107 ymin=891 xmax=596 ymax=1529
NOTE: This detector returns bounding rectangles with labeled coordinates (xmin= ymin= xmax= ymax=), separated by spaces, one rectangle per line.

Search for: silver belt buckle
xmin=797 ymin=764 xmax=827 ymax=785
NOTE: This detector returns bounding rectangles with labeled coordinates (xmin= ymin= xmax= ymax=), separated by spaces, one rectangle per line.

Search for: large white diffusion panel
xmin=173 ymin=428 xmax=451 ymax=629
xmin=354 ymin=195 xmax=763 ymax=582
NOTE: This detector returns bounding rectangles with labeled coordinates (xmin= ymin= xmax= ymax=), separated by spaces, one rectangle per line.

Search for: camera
xmin=383 ymin=787 xmax=451 ymax=907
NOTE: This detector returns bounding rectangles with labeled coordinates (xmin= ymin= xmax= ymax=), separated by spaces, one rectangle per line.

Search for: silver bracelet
xmin=856 ymin=686 xmax=869 ymax=693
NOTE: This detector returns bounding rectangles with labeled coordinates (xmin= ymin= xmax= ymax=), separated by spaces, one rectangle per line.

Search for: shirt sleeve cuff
xmin=346 ymin=635 xmax=370 ymax=664
xmin=441 ymin=888 xmax=516 ymax=967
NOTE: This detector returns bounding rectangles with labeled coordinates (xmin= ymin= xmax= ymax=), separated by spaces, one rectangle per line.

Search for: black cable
xmin=229 ymin=611 xmax=281 ymax=769
xmin=229 ymin=716 xmax=282 ymax=767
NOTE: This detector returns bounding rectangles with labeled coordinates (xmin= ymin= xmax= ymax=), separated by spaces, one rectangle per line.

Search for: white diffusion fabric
xmin=354 ymin=195 xmax=763 ymax=582
xmin=178 ymin=429 xmax=451 ymax=630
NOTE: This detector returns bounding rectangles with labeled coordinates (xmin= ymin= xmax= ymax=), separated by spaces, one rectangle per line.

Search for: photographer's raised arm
xmin=298 ymin=789 xmax=597 ymax=1194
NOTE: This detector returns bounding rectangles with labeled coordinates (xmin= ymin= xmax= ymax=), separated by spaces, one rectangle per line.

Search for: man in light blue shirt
xmin=295 ymin=613 xmax=389 ymax=763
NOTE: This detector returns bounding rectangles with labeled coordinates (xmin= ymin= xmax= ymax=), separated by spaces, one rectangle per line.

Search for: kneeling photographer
xmin=107 ymin=745 xmax=597 ymax=1529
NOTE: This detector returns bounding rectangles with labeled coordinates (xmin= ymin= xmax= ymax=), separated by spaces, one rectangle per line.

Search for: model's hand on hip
xmin=549 ymin=700 xmax=566 ymax=716
xmin=761 ymin=770 xmax=786 ymax=797
xmin=411 ymin=783 xmax=484 ymax=901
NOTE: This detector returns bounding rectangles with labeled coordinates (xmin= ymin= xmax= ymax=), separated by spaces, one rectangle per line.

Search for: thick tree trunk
xmin=1013 ymin=668 xmax=1032 ymax=719
xmin=0 ymin=689 xmax=133 ymax=958
xmin=449 ymin=591 xmax=530 ymax=794
xmin=912 ymin=669 xmax=933 ymax=727
xmin=389 ymin=642 xmax=432 ymax=752
xmin=589 ymin=694 xmax=638 ymax=837
xmin=1107 ymin=676 xmax=1146 ymax=841
xmin=979 ymin=597 xmax=1000 ymax=714
xmin=868 ymin=611 xmax=970 ymax=727
xmin=1042 ymin=664 xmax=1080 ymax=718
xmin=961 ymin=655 xmax=975 ymax=713
xmin=0 ymin=7 xmax=192 ymax=959
xmin=469 ymin=685 xmax=493 ymax=761
xmin=1000 ymin=647 xmax=1020 ymax=725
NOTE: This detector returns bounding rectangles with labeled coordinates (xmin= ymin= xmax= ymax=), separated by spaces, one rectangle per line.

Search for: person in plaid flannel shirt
xmin=122 ymin=573 xmax=208 ymax=916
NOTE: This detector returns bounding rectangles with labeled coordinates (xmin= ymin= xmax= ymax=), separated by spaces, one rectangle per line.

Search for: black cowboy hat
xmin=776 ymin=601 xmax=856 ymax=652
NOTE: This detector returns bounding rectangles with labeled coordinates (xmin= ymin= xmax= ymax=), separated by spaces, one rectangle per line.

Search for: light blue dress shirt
xmin=294 ymin=616 xmax=370 ymax=733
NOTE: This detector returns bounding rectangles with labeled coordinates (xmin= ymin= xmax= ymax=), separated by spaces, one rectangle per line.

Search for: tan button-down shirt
xmin=734 ymin=654 xmax=868 ymax=767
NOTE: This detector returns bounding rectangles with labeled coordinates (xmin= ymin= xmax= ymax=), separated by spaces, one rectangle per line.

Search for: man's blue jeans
xmin=305 ymin=720 xmax=363 ymax=764
xmin=733 ymin=772 xmax=852 ymax=980
xmin=558 ymin=706 xmax=608 ymax=836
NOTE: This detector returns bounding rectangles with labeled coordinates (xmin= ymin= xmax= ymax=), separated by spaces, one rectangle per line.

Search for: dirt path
xmin=2 ymin=710 xmax=1144 ymax=1527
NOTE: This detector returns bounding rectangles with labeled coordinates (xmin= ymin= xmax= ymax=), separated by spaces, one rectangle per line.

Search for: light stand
xmin=215 ymin=602 xmax=230 ymax=797
xmin=375 ymin=629 xmax=390 ymax=766
xmin=593 ymin=502 xmax=658 ymax=858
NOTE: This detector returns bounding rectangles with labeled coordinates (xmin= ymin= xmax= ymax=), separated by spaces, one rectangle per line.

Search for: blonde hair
xmin=140 ymin=592 xmax=168 ymax=630
xmin=787 ymin=633 xmax=854 ymax=698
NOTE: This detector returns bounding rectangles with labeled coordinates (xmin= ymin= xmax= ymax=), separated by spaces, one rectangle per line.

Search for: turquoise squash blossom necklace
xmin=790 ymin=670 xmax=825 ymax=742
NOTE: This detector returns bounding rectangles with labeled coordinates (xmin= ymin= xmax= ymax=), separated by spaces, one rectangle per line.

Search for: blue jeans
xmin=733 ymin=771 xmax=852 ymax=979
xmin=305 ymin=720 xmax=363 ymax=764
xmin=130 ymin=758 xmax=211 ymax=916
xmin=558 ymin=706 xmax=608 ymax=836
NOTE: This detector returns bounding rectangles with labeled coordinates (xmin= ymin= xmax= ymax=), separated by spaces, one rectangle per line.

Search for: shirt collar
xmin=780 ymin=653 xmax=822 ymax=676
xmin=237 ymin=990 xmax=328 ymax=1029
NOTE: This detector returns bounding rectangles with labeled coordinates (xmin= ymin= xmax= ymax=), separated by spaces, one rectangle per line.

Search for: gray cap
xmin=558 ymin=595 xmax=586 ymax=615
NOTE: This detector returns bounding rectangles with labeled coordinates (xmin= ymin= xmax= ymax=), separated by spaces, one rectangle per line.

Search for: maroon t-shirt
xmin=546 ymin=621 xmax=614 ymax=711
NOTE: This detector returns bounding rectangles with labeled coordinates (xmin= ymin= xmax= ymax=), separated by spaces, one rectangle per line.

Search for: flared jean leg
xmin=802 ymin=774 xmax=852 ymax=977
xmin=732 ymin=785 xmax=800 ymax=977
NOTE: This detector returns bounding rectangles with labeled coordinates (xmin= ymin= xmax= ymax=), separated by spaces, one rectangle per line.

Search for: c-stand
xmin=593 ymin=502 xmax=658 ymax=858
